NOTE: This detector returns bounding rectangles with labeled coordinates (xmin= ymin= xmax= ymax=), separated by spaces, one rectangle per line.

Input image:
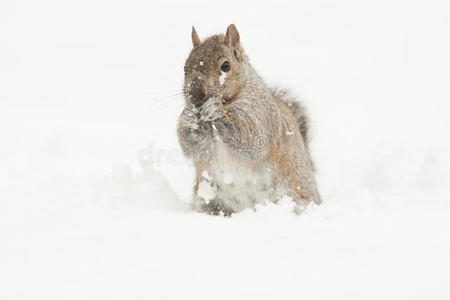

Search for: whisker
xmin=153 ymin=93 xmax=184 ymax=102
xmin=150 ymin=94 xmax=185 ymax=107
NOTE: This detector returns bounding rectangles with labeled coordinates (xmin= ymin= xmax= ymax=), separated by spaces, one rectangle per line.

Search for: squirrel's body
xmin=177 ymin=25 xmax=320 ymax=215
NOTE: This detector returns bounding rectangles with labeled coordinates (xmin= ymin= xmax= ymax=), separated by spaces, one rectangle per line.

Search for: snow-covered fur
xmin=177 ymin=24 xmax=321 ymax=215
xmin=270 ymin=87 xmax=310 ymax=149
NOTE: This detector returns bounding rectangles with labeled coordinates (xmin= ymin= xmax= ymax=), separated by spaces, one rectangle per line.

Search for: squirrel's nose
xmin=190 ymin=79 xmax=207 ymax=106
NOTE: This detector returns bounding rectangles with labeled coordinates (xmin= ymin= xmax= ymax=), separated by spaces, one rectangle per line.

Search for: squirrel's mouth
xmin=189 ymin=93 xmax=208 ymax=107
xmin=187 ymin=92 xmax=237 ymax=108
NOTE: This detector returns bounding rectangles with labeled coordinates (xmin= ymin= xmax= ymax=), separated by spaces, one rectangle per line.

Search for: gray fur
xmin=270 ymin=87 xmax=310 ymax=148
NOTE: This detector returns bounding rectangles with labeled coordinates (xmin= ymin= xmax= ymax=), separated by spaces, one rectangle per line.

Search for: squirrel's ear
xmin=224 ymin=24 xmax=240 ymax=48
xmin=191 ymin=26 xmax=200 ymax=48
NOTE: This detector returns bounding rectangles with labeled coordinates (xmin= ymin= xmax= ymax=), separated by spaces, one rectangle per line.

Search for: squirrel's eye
xmin=184 ymin=66 xmax=188 ymax=76
xmin=220 ymin=61 xmax=230 ymax=73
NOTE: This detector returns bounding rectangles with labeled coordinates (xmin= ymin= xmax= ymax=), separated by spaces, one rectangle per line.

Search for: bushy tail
xmin=270 ymin=87 xmax=310 ymax=147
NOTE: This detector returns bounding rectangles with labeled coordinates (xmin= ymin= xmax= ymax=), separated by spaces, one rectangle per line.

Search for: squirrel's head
xmin=183 ymin=24 xmax=246 ymax=107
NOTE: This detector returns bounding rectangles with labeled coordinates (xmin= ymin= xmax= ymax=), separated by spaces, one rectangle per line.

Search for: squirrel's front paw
xmin=180 ymin=108 xmax=202 ymax=130
xmin=200 ymin=97 xmax=223 ymax=122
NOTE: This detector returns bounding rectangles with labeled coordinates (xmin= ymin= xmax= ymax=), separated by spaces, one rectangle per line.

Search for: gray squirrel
xmin=177 ymin=24 xmax=321 ymax=215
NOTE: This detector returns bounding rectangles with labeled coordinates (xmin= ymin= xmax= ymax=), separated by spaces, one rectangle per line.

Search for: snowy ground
xmin=1 ymin=0 xmax=450 ymax=299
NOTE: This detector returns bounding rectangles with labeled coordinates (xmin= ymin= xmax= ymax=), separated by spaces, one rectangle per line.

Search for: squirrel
xmin=177 ymin=24 xmax=321 ymax=215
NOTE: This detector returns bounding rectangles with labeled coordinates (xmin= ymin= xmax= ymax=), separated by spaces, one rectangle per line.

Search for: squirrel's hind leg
xmin=191 ymin=196 xmax=233 ymax=216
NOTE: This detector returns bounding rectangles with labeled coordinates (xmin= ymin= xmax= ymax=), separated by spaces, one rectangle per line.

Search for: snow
xmin=201 ymin=170 xmax=212 ymax=180
xmin=219 ymin=70 xmax=226 ymax=85
xmin=1 ymin=0 xmax=450 ymax=299
xmin=197 ymin=181 xmax=215 ymax=203
xmin=223 ymin=172 xmax=234 ymax=184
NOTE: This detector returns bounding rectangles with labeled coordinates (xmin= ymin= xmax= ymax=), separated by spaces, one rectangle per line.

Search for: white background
xmin=1 ymin=0 xmax=449 ymax=299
